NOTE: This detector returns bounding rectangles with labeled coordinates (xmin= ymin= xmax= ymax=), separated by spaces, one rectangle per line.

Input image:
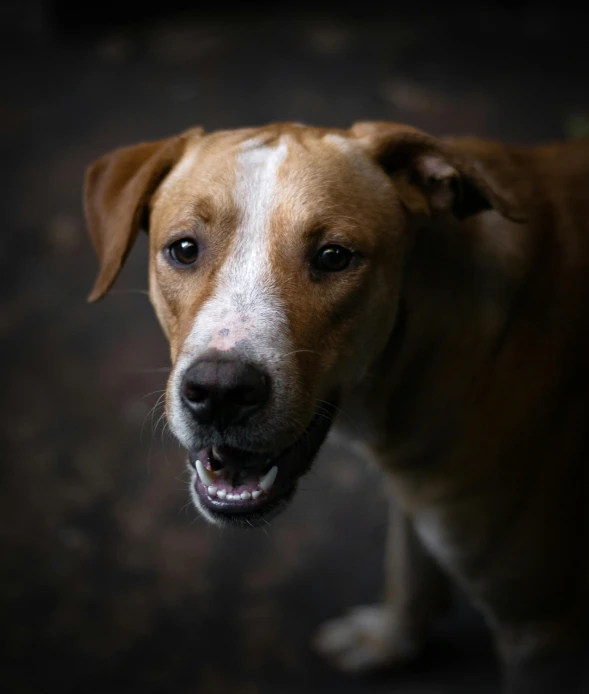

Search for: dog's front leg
xmin=313 ymin=485 xmax=452 ymax=672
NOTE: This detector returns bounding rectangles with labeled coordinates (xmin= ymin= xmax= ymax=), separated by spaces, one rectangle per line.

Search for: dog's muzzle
xmin=188 ymin=400 xmax=339 ymax=527
xmin=176 ymin=350 xmax=339 ymax=526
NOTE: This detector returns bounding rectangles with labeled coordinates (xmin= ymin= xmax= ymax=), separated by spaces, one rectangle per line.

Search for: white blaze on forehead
xmin=168 ymin=136 xmax=303 ymax=450
xmin=180 ymin=137 xmax=292 ymax=360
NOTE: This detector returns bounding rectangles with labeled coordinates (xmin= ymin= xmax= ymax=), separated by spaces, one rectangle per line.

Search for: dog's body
xmin=84 ymin=123 xmax=589 ymax=692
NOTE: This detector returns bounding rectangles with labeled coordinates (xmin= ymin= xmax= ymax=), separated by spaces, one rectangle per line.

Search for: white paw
xmin=313 ymin=605 xmax=422 ymax=673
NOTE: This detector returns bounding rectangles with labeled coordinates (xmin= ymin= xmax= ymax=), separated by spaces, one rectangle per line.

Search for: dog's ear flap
xmin=350 ymin=121 xmax=525 ymax=223
xmin=84 ymin=129 xmax=202 ymax=302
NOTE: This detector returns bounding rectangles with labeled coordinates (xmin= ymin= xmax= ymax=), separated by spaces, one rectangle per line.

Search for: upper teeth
xmin=259 ymin=466 xmax=278 ymax=492
xmin=195 ymin=460 xmax=216 ymax=487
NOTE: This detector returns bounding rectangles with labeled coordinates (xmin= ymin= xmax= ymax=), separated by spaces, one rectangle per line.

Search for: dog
xmin=84 ymin=122 xmax=589 ymax=692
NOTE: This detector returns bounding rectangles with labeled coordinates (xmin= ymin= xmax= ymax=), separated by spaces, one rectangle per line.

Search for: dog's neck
xmin=351 ymin=208 xmax=533 ymax=466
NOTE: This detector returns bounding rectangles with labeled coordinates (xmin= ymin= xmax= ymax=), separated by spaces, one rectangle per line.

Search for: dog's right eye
xmin=168 ymin=238 xmax=199 ymax=266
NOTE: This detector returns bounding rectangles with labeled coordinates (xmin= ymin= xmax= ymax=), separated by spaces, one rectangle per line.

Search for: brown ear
xmin=351 ymin=121 xmax=525 ymax=223
xmin=84 ymin=130 xmax=200 ymax=302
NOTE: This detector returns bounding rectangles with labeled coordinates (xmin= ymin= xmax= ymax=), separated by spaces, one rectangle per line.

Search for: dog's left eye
xmin=168 ymin=238 xmax=199 ymax=266
xmin=313 ymin=245 xmax=353 ymax=272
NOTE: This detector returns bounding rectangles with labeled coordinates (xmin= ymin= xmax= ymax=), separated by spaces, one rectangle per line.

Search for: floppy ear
xmin=350 ymin=121 xmax=525 ymax=223
xmin=84 ymin=129 xmax=201 ymax=302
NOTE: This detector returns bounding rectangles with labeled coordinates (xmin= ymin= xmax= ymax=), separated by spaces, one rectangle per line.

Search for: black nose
xmin=181 ymin=353 xmax=270 ymax=428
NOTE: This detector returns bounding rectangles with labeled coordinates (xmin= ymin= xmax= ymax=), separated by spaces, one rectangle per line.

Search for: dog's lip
xmin=188 ymin=399 xmax=338 ymax=524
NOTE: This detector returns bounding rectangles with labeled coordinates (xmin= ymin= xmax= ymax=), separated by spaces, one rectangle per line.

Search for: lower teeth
xmin=195 ymin=461 xmax=279 ymax=501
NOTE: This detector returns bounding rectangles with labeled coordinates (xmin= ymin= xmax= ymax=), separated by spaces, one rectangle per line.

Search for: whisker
xmin=280 ymin=349 xmax=321 ymax=360
xmin=315 ymin=398 xmax=364 ymax=439
xmin=153 ymin=409 xmax=168 ymax=439
xmin=178 ymin=500 xmax=194 ymax=516
xmin=160 ymin=419 xmax=173 ymax=449
xmin=141 ymin=392 xmax=166 ymax=442
xmin=142 ymin=392 xmax=167 ymax=475
xmin=140 ymin=389 xmax=167 ymax=401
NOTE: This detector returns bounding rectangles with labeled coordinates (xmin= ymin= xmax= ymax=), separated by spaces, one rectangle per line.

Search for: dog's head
xmin=84 ymin=122 xmax=521 ymax=526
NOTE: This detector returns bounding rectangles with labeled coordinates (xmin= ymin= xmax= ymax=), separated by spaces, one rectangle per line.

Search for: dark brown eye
xmin=313 ymin=245 xmax=353 ymax=272
xmin=169 ymin=238 xmax=199 ymax=266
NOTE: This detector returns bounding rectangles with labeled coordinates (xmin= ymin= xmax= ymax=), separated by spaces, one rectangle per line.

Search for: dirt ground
xmin=2 ymin=2 xmax=588 ymax=693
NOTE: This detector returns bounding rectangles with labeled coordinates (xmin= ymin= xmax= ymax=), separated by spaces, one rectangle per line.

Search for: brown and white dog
xmin=84 ymin=122 xmax=589 ymax=692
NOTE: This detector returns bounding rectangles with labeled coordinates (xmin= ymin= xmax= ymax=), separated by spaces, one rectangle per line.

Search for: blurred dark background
xmin=2 ymin=1 xmax=588 ymax=692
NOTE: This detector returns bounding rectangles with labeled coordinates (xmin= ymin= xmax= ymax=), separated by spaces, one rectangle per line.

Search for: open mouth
xmin=188 ymin=400 xmax=338 ymax=526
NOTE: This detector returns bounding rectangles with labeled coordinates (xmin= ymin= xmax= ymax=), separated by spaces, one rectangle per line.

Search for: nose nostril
xmin=182 ymin=382 xmax=208 ymax=404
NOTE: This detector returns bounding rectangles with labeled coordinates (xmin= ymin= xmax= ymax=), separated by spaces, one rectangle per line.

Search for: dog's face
xmin=149 ymin=126 xmax=405 ymax=525
xmin=85 ymin=122 xmax=519 ymax=526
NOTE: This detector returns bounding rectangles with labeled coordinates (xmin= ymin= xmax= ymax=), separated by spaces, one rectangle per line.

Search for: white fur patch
xmin=168 ymin=138 xmax=296 ymax=448
xmin=192 ymin=139 xmax=289 ymax=354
